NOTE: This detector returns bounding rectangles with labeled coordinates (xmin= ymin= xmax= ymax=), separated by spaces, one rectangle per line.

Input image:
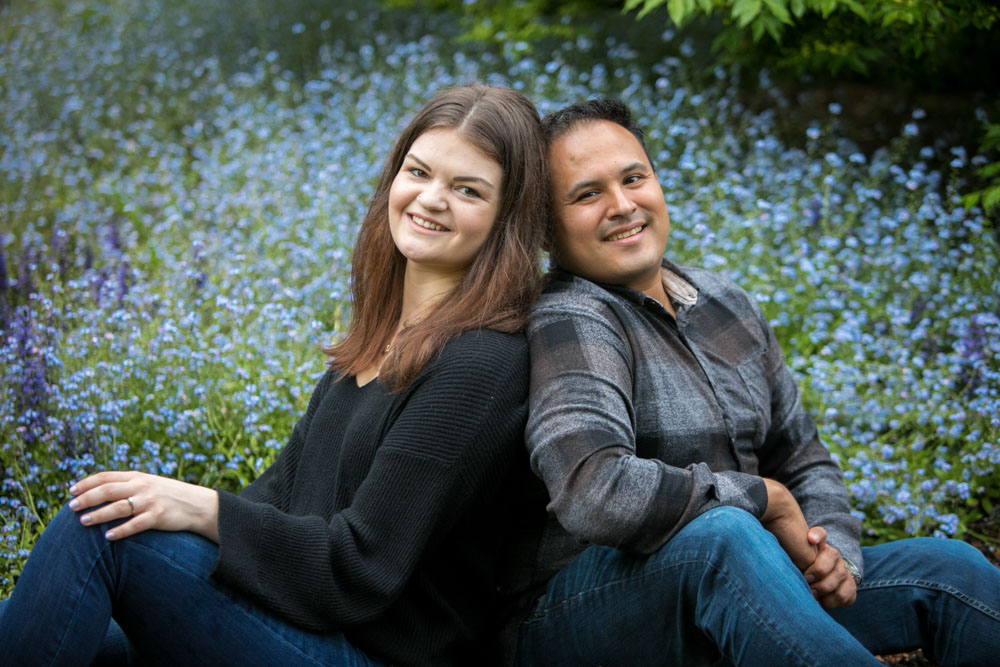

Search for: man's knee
xmin=866 ymin=537 xmax=996 ymax=591
xmin=665 ymin=507 xmax=788 ymax=574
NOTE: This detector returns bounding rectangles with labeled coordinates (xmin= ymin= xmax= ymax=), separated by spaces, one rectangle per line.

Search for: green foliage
xmin=627 ymin=0 xmax=999 ymax=79
xmin=963 ymin=123 xmax=1000 ymax=217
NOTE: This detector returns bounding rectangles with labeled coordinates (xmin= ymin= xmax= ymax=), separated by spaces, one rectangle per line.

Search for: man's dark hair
xmin=540 ymin=98 xmax=652 ymax=166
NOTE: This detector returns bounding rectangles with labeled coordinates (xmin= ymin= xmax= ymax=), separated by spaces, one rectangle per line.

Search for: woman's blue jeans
xmin=0 ymin=505 xmax=384 ymax=666
xmin=516 ymin=506 xmax=1000 ymax=667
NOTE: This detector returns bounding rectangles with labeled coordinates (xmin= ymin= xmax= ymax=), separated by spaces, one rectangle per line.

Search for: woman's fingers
xmin=69 ymin=480 xmax=136 ymax=512
xmin=103 ymin=511 xmax=157 ymax=541
xmin=69 ymin=470 xmax=138 ymax=496
xmin=77 ymin=497 xmax=134 ymax=527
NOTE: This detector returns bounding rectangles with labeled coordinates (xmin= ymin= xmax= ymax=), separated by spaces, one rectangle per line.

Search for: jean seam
xmin=49 ymin=537 xmax=114 ymax=666
xmin=525 ymin=553 xmax=817 ymax=666
xmin=858 ymin=577 xmax=1000 ymax=622
xmin=122 ymin=539 xmax=342 ymax=667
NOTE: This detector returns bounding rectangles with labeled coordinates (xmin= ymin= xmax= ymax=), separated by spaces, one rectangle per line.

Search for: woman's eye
xmin=408 ymin=168 xmax=427 ymax=178
xmin=458 ymin=186 xmax=481 ymax=198
xmin=576 ymin=190 xmax=598 ymax=202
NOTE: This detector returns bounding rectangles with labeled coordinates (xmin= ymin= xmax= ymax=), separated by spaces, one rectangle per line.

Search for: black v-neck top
xmin=212 ymin=329 xmax=531 ymax=666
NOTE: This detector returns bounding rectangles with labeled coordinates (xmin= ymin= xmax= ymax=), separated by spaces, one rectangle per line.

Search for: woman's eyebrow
xmin=405 ymin=154 xmax=432 ymax=171
xmin=454 ymin=175 xmax=496 ymax=189
xmin=406 ymin=152 xmax=496 ymax=189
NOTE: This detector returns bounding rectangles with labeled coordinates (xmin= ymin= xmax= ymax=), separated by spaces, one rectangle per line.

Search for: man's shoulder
xmin=532 ymin=262 xmax=753 ymax=313
xmin=535 ymin=269 xmax=618 ymax=308
xmin=528 ymin=270 xmax=628 ymax=331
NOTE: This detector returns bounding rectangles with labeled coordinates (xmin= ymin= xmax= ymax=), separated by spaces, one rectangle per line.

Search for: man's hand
xmin=803 ymin=526 xmax=857 ymax=609
xmin=760 ymin=479 xmax=818 ymax=570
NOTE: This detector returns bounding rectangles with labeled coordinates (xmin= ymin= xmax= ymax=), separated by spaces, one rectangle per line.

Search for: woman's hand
xmin=68 ymin=471 xmax=220 ymax=543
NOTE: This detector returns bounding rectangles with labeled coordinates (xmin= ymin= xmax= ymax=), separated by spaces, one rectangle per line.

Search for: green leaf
xmin=842 ymin=0 xmax=869 ymax=20
xmin=980 ymin=162 xmax=1000 ymax=178
xmin=733 ymin=0 xmax=763 ymax=27
xmin=762 ymin=0 xmax=792 ymax=24
xmin=983 ymin=186 xmax=1000 ymax=212
xmin=667 ymin=0 xmax=691 ymax=25
xmin=962 ymin=192 xmax=983 ymax=210
xmin=696 ymin=0 xmax=713 ymax=12
xmin=789 ymin=0 xmax=806 ymax=18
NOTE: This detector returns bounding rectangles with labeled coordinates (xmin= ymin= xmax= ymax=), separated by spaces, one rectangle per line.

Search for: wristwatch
xmin=842 ymin=556 xmax=862 ymax=586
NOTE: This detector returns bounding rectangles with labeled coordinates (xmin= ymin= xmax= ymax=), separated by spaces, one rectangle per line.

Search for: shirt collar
xmin=549 ymin=257 xmax=700 ymax=308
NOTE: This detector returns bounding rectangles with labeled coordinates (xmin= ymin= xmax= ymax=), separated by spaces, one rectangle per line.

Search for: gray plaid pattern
xmin=526 ymin=259 xmax=862 ymax=571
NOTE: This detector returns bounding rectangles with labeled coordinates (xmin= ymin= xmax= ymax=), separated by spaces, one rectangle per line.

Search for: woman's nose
xmin=416 ymin=183 xmax=447 ymax=210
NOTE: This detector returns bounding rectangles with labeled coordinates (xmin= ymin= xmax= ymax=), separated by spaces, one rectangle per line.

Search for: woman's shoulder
xmin=427 ymin=329 xmax=529 ymax=380
xmin=446 ymin=328 xmax=527 ymax=355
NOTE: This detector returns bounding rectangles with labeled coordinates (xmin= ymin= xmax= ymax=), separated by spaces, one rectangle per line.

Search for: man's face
xmin=548 ymin=120 xmax=670 ymax=296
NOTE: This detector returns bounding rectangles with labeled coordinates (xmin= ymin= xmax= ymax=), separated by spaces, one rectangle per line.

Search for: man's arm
xmin=752 ymin=305 xmax=862 ymax=607
xmin=526 ymin=290 xmax=767 ymax=554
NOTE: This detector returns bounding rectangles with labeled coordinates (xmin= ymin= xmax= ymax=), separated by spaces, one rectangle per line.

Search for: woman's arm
xmin=69 ymin=472 xmax=220 ymax=542
xmin=67 ymin=370 xmax=336 ymax=543
xmin=212 ymin=331 xmax=529 ymax=632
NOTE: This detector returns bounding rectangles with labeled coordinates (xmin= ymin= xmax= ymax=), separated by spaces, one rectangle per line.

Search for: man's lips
xmin=604 ymin=223 xmax=646 ymax=242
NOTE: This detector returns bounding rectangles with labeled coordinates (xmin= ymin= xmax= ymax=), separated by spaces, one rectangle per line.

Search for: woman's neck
xmin=398 ymin=262 xmax=465 ymax=325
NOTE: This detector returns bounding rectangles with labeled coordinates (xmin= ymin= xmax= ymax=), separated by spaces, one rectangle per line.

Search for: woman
xmin=0 ymin=84 xmax=547 ymax=666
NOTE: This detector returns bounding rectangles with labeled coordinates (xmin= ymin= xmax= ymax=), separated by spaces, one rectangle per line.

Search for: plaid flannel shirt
xmin=525 ymin=259 xmax=862 ymax=573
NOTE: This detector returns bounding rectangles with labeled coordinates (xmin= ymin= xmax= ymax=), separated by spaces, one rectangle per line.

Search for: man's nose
xmin=607 ymin=185 xmax=636 ymax=218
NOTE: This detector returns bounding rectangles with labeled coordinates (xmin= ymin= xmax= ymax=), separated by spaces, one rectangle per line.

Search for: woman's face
xmin=388 ymin=128 xmax=504 ymax=275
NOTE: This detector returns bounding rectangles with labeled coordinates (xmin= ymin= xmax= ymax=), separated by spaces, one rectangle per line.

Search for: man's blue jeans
xmin=516 ymin=506 xmax=1000 ymax=667
xmin=0 ymin=504 xmax=384 ymax=666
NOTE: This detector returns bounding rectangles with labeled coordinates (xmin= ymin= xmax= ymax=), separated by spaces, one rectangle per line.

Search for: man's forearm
xmin=761 ymin=478 xmax=818 ymax=570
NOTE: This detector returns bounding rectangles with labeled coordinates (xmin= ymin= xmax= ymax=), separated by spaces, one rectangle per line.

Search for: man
xmin=509 ymin=98 xmax=1000 ymax=666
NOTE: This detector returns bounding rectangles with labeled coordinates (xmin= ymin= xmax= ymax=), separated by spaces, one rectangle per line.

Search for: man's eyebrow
xmin=404 ymin=153 xmax=496 ymax=189
xmin=565 ymin=162 xmax=647 ymax=200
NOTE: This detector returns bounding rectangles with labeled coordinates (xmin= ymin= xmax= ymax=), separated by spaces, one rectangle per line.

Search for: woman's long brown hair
xmin=325 ymin=85 xmax=547 ymax=390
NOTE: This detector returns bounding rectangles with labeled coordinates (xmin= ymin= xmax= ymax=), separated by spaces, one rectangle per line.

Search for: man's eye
xmin=624 ymin=174 xmax=642 ymax=185
xmin=576 ymin=190 xmax=598 ymax=201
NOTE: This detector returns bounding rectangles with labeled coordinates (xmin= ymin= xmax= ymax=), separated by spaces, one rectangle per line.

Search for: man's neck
xmin=635 ymin=269 xmax=675 ymax=317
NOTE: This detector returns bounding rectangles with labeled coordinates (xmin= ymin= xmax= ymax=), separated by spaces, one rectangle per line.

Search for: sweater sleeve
xmin=752 ymin=307 xmax=864 ymax=573
xmin=526 ymin=290 xmax=766 ymax=555
xmin=211 ymin=331 xmax=528 ymax=632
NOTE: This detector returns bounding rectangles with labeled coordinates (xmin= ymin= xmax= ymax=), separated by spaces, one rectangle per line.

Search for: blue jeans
xmin=516 ymin=507 xmax=1000 ymax=667
xmin=0 ymin=505 xmax=384 ymax=666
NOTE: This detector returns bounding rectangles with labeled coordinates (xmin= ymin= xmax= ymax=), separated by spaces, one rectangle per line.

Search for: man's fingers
xmin=803 ymin=544 xmax=839 ymax=583
xmin=807 ymin=525 xmax=827 ymax=546
xmin=817 ymin=578 xmax=857 ymax=609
